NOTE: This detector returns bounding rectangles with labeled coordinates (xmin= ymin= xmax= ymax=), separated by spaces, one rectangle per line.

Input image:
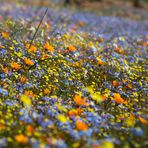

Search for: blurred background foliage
xmin=2 ymin=0 xmax=148 ymax=7
xmin=1 ymin=0 xmax=148 ymax=20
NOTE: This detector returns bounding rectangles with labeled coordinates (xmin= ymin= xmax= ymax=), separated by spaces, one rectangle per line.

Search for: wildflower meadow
xmin=0 ymin=0 xmax=148 ymax=147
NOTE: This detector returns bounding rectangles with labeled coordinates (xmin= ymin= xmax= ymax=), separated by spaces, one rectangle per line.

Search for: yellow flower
xmin=101 ymin=141 xmax=114 ymax=148
xmin=20 ymin=95 xmax=31 ymax=106
xmin=124 ymin=114 xmax=135 ymax=127
xmin=91 ymin=92 xmax=102 ymax=103
xmin=84 ymin=86 xmax=102 ymax=103
xmin=57 ymin=114 xmax=67 ymax=123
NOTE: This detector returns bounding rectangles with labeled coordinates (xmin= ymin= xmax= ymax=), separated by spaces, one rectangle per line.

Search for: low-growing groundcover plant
xmin=0 ymin=2 xmax=148 ymax=148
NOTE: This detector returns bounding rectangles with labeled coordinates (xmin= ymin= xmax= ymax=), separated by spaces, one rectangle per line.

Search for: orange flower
xmin=20 ymin=76 xmax=26 ymax=83
xmin=76 ymin=120 xmax=88 ymax=131
xmin=97 ymin=37 xmax=104 ymax=43
xmin=73 ymin=94 xmax=86 ymax=106
xmin=122 ymin=79 xmax=127 ymax=83
xmin=126 ymin=84 xmax=132 ymax=89
xmin=1 ymin=65 xmax=8 ymax=73
xmin=76 ymin=108 xmax=82 ymax=115
xmin=141 ymin=41 xmax=147 ymax=47
xmin=68 ymin=109 xmax=75 ymax=118
xmin=115 ymin=46 xmax=124 ymax=54
xmin=44 ymin=88 xmax=50 ymax=95
xmin=0 ymin=123 xmax=5 ymax=130
xmin=11 ymin=62 xmax=21 ymax=70
xmin=24 ymin=90 xmax=30 ymax=96
xmin=26 ymin=44 xmax=37 ymax=52
xmin=113 ymin=93 xmax=125 ymax=104
xmin=45 ymin=42 xmax=54 ymax=53
xmin=139 ymin=117 xmax=148 ymax=125
xmin=68 ymin=108 xmax=82 ymax=118
xmin=26 ymin=125 xmax=35 ymax=135
xmin=68 ymin=45 xmax=76 ymax=52
xmin=15 ymin=134 xmax=28 ymax=144
xmin=101 ymin=95 xmax=107 ymax=101
xmin=24 ymin=58 xmax=34 ymax=66
xmin=0 ymin=45 xmax=4 ymax=48
xmin=71 ymin=26 xmax=78 ymax=32
xmin=113 ymin=80 xmax=119 ymax=87
xmin=79 ymin=21 xmax=86 ymax=27
xmin=29 ymin=91 xmax=35 ymax=98
xmin=41 ymin=52 xmax=49 ymax=60
xmin=73 ymin=61 xmax=81 ymax=67
xmin=24 ymin=90 xmax=35 ymax=98
xmin=98 ymin=58 xmax=105 ymax=65
xmin=1 ymin=32 xmax=9 ymax=39
xmin=93 ymin=144 xmax=102 ymax=148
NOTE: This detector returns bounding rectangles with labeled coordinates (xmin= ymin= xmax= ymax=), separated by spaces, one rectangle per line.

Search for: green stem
xmin=29 ymin=8 xmax=48 ymax=48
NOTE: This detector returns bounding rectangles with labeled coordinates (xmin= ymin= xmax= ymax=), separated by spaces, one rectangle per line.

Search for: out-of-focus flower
xmin=68 ymin=109 xmax=75 ymax=118
xmin=20 ymin=94 xmax=31 ymax=106
xmin=1 ymin=66 xmax=8 ymax=73
xmin=115 ymin=46 xmax=124 ymax=54
xmin=57 ymin=114 xmax=67 ymax=123
xmin=24 ymin=90 xmax=35 ymax=98
xmin=124 ymin=114 xmax=135 ymax=127
xmin=97 ymin=58 xmax=105 ymax=65
xmin=0 ymin=123 xmax=5 ymax=130
xmin=101 ymin=141 xmax=114 ymax=148
xmin=68 ymin=45 xmax=76 ymax=52
xmin=73 ymin=94 xmax=87 ymax=106
xmin=26 ymin=125 xmax=35 ymax=135
xmin=112 ymin=80 xmax=119 ymax=87
xmin=139 ymin=117 xmax=148 ymax=125
xmin=1 ymin=32 xmax=9 ymax=39
xmin=15 ymin=134 xmax=28 ymax=144
xmin=76 ymin=120 xmax=88 ymax=131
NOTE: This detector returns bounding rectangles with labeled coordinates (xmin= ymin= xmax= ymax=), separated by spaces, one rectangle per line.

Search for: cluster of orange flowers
xmin=68 ymin=108 xmax=82 ymax=118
